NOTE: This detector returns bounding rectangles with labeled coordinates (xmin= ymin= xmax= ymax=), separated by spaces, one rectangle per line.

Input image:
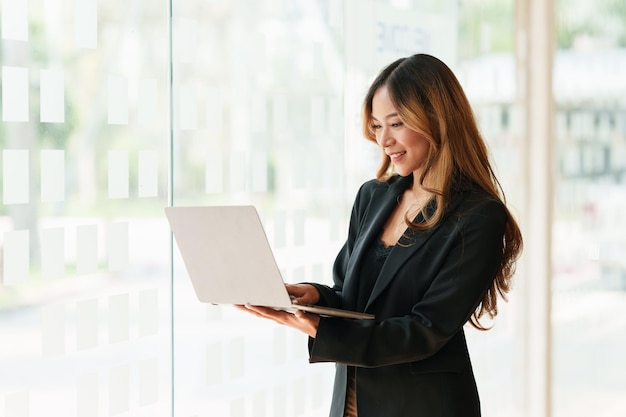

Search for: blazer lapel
xmin=342 ymin=178 xmax=409 ymax=310
xmin=364 ymin=187 xmax=466 ymax=311
xmin=364 ymin=216 xmax=441 ymax=311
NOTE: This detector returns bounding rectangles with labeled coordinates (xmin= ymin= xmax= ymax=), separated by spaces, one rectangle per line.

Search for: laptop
xmin=164 ymin=205 xmax=374 ymax=320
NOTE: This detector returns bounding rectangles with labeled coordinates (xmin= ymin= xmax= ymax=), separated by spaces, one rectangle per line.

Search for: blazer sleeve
xmin=309 ymin=196 xmax=507 ymax=368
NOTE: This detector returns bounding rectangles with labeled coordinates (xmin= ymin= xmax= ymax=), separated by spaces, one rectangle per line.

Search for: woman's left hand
xmin=235 ymin=304 xmax=320 ymax=338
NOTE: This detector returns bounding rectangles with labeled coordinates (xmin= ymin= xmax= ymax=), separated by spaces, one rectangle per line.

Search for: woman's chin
xmin=394 ymin=168 xmax=413 ymax=177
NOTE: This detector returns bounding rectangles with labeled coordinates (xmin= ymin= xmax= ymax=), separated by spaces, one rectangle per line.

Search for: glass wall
xmin=0 ymin=1 xmax=521 ymax=416
xmin=0 ymin=1 xmax=171 ymax=416
xmin=170 ymin=1 xmax=346 ymax=415
xmin=6 ymin=1 xmax=625 ymax=417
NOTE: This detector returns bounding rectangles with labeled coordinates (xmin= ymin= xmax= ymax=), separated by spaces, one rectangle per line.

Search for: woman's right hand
xmin=286 ymin=283 xmax=320 ymax=306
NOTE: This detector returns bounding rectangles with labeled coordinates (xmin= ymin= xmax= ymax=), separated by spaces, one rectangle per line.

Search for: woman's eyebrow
xmin=371 ymin=112 xmax=399 ymax=122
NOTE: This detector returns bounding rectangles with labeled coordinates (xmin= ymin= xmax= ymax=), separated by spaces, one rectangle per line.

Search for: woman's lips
xmin=388 ymin=151 xmax=406 ymax=162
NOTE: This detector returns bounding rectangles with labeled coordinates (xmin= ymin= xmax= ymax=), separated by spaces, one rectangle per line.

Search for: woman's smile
xmin=387 ymin=150 xmax=406 ymax=162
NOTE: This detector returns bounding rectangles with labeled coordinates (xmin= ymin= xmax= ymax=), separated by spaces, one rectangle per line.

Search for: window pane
xmin=171 ymin=1 xmax=344 ymax=415
xmin=170 ymin=0 xmax=522 ymax=416
xmin=553 ymin=1 xmax=626 ymax=415
xmin=0 ymin=1 xmax=171 ymax=416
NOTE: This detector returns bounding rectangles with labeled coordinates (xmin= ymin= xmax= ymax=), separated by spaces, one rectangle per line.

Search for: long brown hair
xmin=362 ymin=54 xmax=523 ymax=330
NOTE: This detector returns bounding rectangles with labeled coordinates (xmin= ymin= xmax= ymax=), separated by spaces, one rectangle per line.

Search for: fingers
xmin=241 ymin=304 xmax=291 ymax=323
xmin=234 ymin=304 xmax=264 ymax=319
xmin=285 ymin=284 xmax=320 ymax=305
xmin=240 ymin=304 xmax=308 ymax=325
xmin=235 ymin=304 xmax=320 ymax=338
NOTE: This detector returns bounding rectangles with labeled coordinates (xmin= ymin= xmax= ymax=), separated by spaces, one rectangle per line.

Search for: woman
xmin=240 ymin=54 xmax=523 ymax=417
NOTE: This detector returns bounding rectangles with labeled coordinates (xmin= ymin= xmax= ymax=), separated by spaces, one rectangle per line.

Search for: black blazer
xmin=308 ymin=174 xmax=507 ymax=417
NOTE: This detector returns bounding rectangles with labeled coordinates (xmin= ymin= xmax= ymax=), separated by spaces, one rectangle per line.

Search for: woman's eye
xmin=371 ymin=124 xmax=382 ymax=130
xmin=391 ymin=122 xmax=403 ymax=128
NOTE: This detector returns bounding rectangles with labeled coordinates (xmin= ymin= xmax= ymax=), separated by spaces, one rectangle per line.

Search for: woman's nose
xmin=378 ymin=128 xmax=393 ymax=147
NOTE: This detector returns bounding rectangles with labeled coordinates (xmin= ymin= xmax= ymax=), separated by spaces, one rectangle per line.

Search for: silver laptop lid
xmin=165 ymin=205 xmax=292 ymax=308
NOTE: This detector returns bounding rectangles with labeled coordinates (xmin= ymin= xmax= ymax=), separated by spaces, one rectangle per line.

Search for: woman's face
xmin=371 ymin=86 xmax=430 ymax=177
